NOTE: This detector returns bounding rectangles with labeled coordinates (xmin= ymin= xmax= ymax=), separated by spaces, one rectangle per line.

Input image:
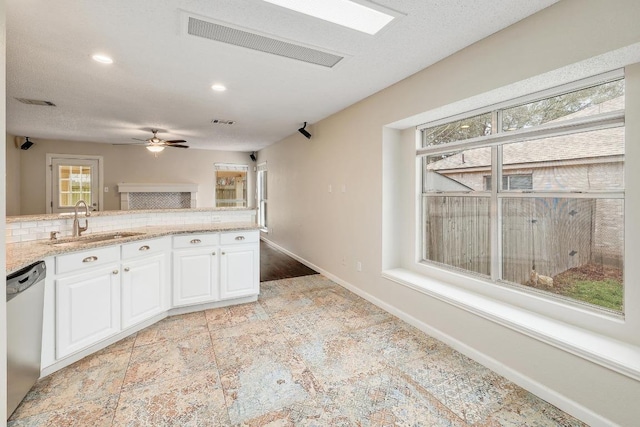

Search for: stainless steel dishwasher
xmin=6 ymin=261 xmax=46 ymax=417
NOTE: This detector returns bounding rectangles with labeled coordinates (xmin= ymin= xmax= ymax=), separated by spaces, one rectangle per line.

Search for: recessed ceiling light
xmin=211 ymin=84 xmax=227 ymax=92
xmin=263 ymin=0 xmax=395 ymax=35
xmin=460 ymin=125 xmax=470 ymax=129
xmin=92 ymin=54 xmax=113 ymax=64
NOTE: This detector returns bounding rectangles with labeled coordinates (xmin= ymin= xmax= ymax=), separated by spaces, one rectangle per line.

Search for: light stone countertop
xmin=6 ymin=207 xmax=256 ymax=223
xmin=7 ymin=222 xmax=260 ymax=273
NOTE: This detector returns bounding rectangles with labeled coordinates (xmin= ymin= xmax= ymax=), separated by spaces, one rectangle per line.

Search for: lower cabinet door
xmin=56 ymin=265 xmax=121 ymax=359
xmin=173 ymin=248 xmax=219 ymax=306
xmin=121 ymin=253 xmax=167 ymax=329
xmin=220 ymin=244 xmax=259 ymax=300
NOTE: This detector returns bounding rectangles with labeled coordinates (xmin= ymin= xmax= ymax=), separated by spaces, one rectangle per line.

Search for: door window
xmin=48 ymin=156 xmax=101 ymax=213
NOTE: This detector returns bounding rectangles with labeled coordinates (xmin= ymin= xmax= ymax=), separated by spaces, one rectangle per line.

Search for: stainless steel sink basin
xmin=48 ymin=232 xmax=146 ymax=247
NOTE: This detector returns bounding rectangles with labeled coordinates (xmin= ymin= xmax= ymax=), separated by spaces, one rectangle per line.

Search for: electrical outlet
xmin=104 ymin=186 xmax=109 ymax=193
xmin=328 ymin=184 xmax=332 ymax=193
xmin=341 ymin=184 xmax=346 ymax=193
xmin=356 ymin=261 xmax=362 ymax=272
xmin=341 ymin=257 xmax=346 ymax=266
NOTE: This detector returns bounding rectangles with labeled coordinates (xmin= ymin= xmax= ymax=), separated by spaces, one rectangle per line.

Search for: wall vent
xmin=15 ymin=98 xmax=56 ymax=106
xmin=187 ymin=17 xmax=344 ymax=68
xmin=211 ymin=119 xmax=235 ymax=125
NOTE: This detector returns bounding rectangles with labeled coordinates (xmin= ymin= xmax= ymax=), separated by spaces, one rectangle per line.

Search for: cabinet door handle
xmin=212 ymin=252 xmax=216 ymax=256
xmin=235 ymin=236 xmax=245 ymax=241
xmin=190 ymin=239 xmax=202 ymax=244
xmin=221 ymin=252 xmax=226 ymax=255
xmin=112 ymin=270 xmax=119 ymax=275
xmin=124 ymin=267 xmax=130 ymax=272
xmin=139 ymin=245 xmax=150 ymax=251
xmin=83 ymin=256 xmax=98 ymax=263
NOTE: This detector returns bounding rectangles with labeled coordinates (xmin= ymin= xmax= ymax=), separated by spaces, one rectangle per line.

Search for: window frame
xmin=214 ymin=163 xmax=249 ymax=208
xmin=417 ymin=71 xmax=625 ymax=315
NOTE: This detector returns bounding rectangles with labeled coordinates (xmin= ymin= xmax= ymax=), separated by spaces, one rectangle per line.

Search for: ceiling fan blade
xmin=165 ymin=139 xmax=187 ymax=144
xmin=113 ymin=142 xmax=147 ymax=145
xmin=167 ymin=144 xmax=189 ymax=148
xmin=132 ymin=137 xmax=149 ymax=142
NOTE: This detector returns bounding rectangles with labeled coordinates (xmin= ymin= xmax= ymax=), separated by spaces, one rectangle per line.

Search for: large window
xmin=214 ymin=163 xmax=248 ymax=208
xmin=419 ymin=75 xmax=625 ymax=313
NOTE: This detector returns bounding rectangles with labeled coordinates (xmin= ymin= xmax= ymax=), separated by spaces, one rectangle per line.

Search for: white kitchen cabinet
xmin=56 ymin=264 xmax=120 ymax=359
xmin=220 ymin=243 xmax=259 ymax=300
xmin=121 ymin=238 xmax=170 ymax=329
xmin=172 ymin=231 xmax=259 ymax=306
xmin=173 ymin=239 xmax=220 ymax=307
xmin=44 ymin=229 xmax=259 ymax=374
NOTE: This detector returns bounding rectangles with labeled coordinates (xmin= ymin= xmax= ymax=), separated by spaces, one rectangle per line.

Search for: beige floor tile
xmin=11 ymin=350 xmax=130 ymax=419
xmin=211 ymin=332 xmax=289 ymax=372
xmin=220 ymin=349 xmax=321 ymax=425
xmin=113 ymin=371 xmax=229 ymax=427
xmin=208 ymin=317 xmax=281 ymax=340
xmin=8 ymin=396 xmax=118 ymax=427
xmin=291 ymin=333 xmax=388 ymax=388
xmin=134 ymin=312 xmax=208 ymax=347
xmin=123 ymin=332 xmax=216 ymax=391
xmin=204 ymin=301 xmax=269 ymax=329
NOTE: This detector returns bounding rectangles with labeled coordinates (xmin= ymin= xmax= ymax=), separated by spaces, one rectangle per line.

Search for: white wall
xmin=258 ymin=0 xmax=640 ymax=425
xmin=1 ymin=0 xmax=8 ymax=422
xmin=5 ymin=136 xmax=20 ymax=216
xmin=7 ymin=136 xmax=256 ymax=215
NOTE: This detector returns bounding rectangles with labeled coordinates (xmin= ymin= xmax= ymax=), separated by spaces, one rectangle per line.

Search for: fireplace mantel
xmin=118 ymin=183 xmax=199 ymax=210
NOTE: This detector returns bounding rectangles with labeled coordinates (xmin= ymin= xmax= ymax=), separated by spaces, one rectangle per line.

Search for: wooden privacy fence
xmin=424 ymin=197 xmax=491 ymax=277
xmin=501 ymin=198 xmax=594 ymax=284
xmin=424 ymin=196 xmax=604 ymax=285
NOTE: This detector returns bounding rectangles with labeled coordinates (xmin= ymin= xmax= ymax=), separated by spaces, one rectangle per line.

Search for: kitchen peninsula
xmin=6 ymin=207 xmax=260 ymax=377
xmin=6 ymin=207 xmax=257 ymax=271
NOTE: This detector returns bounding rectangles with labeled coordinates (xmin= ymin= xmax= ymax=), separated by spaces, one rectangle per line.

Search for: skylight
xmin=263 ymin=0 xmax=395 ymax=35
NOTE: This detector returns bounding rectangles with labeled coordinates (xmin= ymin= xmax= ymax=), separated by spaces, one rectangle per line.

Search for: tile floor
xmin=9 ymin=275 xmax=587 ymax=426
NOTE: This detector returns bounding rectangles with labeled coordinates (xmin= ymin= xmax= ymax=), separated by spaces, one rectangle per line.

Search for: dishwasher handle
xmin=6 ymin=261 xmax=46 ymax=302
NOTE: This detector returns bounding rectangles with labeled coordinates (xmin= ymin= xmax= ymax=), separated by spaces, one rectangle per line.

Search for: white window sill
xmin=382 ymin=268 xmax=640 ymax=381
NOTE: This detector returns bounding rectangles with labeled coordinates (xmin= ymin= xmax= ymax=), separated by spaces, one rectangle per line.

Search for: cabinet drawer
xmin=220 ymin=230 xmax=259 ymax=245
xmin=173 ymin=233 xmax=219 ymax=249
xmin=122 ymin=237 xmax=169 ymax=260
xmin=56 ymin=246 xmax=120 ymax=275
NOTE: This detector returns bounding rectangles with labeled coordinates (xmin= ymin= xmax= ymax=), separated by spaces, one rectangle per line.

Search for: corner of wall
xmin=6 ymin=132 xmax=21 ymax=216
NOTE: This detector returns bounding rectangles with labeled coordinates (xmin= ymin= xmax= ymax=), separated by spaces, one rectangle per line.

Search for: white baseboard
xmin=260 ymin=237 xmax=617 ymax=427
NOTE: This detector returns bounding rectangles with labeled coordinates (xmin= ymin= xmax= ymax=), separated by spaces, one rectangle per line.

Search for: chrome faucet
xmin=73 ymin=200 xmax=90 ymax=237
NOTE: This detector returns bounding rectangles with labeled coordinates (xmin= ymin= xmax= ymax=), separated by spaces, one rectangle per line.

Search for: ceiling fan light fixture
xmin=146 ymin=145 xmax=165 ymax=153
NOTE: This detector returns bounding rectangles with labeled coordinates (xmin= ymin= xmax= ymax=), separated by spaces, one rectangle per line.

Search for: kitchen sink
xmin=48 ymin=232 xmax=146 ymax=247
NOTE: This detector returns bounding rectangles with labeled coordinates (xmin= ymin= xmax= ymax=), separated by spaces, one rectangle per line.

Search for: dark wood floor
xmin=260 ymin=241 xmax=318 ymax=282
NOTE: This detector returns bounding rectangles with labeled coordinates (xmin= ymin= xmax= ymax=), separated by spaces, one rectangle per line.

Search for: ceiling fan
xmin=116 ymin=129 xmax=189 ymax=153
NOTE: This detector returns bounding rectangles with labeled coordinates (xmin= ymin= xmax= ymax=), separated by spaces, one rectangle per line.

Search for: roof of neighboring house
xmin=427 ymin=96 xmax=624 ymax=171
xmin=424 ymin=171 xmax=473 ymax=191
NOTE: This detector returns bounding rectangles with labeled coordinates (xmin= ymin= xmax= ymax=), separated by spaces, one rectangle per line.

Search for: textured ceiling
xmin=6 ymin=0 xmax=558 ymax=151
